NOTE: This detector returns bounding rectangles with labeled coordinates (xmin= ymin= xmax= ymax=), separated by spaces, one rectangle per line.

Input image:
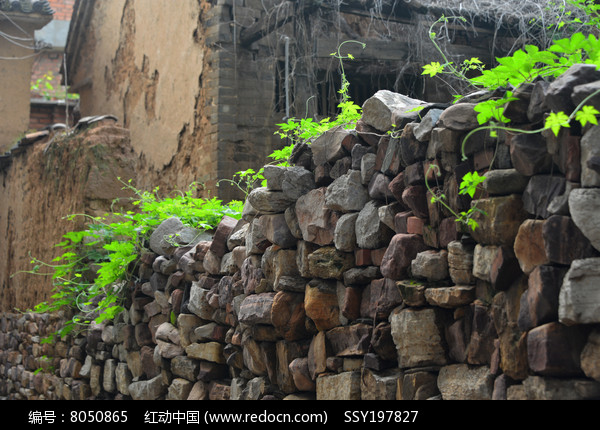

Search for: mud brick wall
xmin=2 ymin=63 xmax=600 ymax=400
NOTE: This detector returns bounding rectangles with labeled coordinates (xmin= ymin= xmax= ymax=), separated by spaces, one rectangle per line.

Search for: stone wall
xmin=2 ymin=65 xmax=600 ymax=400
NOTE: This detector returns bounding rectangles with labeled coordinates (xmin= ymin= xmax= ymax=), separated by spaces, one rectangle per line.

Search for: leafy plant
xmin=419 ymin=9 xmax=600 ymax=231
xmin=222 ymin=41 xmax=366 ymax=197
xmin=18 ymin=180 xmax=242 ymax=341
xmin=274 ymin=40 xmax=365 ymax=145
xmin=31 ymin=71 xmax=79 ymax=101
xmin=426 ymin=164 xmax=487 ymax=231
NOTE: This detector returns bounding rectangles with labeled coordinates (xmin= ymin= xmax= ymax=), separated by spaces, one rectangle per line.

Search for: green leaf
xmin=575 ymin=105 xmax=600 ymax=127
xmin=545 ymin=111 xmax=571 ymax=136
xmin=422 ymin=61 xmax=445 ymax=77
xmin=459 ymin=171 xmax=486 ymax=198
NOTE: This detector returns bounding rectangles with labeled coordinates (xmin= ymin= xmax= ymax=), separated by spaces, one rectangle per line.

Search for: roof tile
xmin=0 ymin=0 xmax=54 ymax=15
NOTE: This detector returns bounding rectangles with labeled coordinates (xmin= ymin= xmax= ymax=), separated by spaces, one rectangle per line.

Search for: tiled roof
xmin=0 ymin=0 xmax=54 ymax=15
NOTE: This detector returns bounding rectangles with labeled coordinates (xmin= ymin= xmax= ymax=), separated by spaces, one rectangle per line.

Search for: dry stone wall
xmin=3 ymin=64 xmax=600 ymax=400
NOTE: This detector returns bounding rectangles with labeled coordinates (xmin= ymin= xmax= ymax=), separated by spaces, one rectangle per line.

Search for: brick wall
xmin=29 ymin=102 xmax=74 ymax=130
xmin=48 ymin=0 xmax=74 ymax=21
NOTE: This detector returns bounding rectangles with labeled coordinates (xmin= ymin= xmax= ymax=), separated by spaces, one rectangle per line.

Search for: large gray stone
xmin=128 ymin=375 xmax=167 ymax=400
xmin=187 ymin=282 xmax=213 ymax=320
xmin=546 ymin=63 xmax=600 ymax=113
xmin=355 ymin=200 xmax=395 ymax=249
xmin=361 ymin=90 xmax=426 ymax=131
xmin=334 ymin=212 xmax=359 ymax=252
xmin=325 ymin=170 xmax=369 ymax=213
xmin=581 ymin=125 xmax=600 ymax=187
xmin=559 ymin=258 xmax=600 ymax=325
xmin=281 ymin=166 xmax=316 ymax=200
xmin=149 ymin=217 xmax=207 ymax=256
xmin=437 ymin=364 xmax=494 ymax=400
xmin=238 ymin=292 xmax=276 ymax=325
xmin=411 ymin=250 xmax=449 ymax=282
xmin=247 ymin=187 xmax=294 ymax=214
xmin=483 ymin=169 xmax=529 ymax=196
xmin=389 ymin=307 xmax=448 ymax=369
xmin=438 ymin=103 xmax=479 ymax=131
xmin=295 ymin=187 xmax=339 ymax=246
xmin=311 ymin=126 xmax=350 ymax=166
xmin=414 ymin=108 xmax=444 ymax=141
xmin=569 ymin=188 xmax=600 ymax=252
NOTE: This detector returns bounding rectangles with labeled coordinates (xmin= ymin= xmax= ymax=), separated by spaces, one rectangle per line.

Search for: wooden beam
xmin=316 ymin=38 xmax=409 ymax=61
xmin=239 ymin=1 xmax=295 ymax=46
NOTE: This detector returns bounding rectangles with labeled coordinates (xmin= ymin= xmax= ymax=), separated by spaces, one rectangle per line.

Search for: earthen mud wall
xmin=0 ymin=121 xmax=138 ymax=312
xmin=2 ymin=66 xmax=600 ymax=400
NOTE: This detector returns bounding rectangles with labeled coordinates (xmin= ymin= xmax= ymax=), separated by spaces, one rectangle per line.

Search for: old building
xmin=0 ymin=0 xmax=53 ymax=153
xmin=62 ymin=0 xmax=574 ymax=201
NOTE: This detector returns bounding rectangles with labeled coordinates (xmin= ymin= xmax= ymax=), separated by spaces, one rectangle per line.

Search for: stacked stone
xmin=2 ymin=65 xmax=600 ymax=400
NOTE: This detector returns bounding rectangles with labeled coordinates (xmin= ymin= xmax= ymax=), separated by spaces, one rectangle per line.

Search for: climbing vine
xmin=18 ymin=181 xmax=243 ymax=341
xmin=221 ymin=40 xmax=366 ymax=196
xmin=422 ymin=3 xmax=600 ymax=230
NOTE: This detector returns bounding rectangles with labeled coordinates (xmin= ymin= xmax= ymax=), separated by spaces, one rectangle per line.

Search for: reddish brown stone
xmin=518 ymin=265 xmax=567 ymax=331
xmin=135 ymin=323 xmax=154 ymax=347
xmin=355 ymin=248 xmax=373 ymax=266
xmin=470 ymin=194 xmax=528 ymax=247
xmin=406 ymin=216 xmax=424 ymax=235
xmin=341 ymin=286 xmax=362 ymax=321
xmin=140 ymin=345 xmax=160 ymax=378
xmin=360 ymin=278 xmax=403 ymax=321
xmin=272 ymin=291 xmax=310 ymax=341
xmin=380 ymin=234 xmax=428 ymax=280
xmin=489 ymin=246 xmax=522 ymax=291
xmin=510 ymin=133 xmax=553 ymax=176
xmin=308 ymin=331 xmax=330 ymax=380
xmin=209 ymin=216 xmax=238 ymax=258
xmin=304 ymin=280 xmax=340 ymax=331
xmin=371 ymin=247 xmax=388 ymax=266
xmin=394 ymin=210 xmax=413 ymax=234
xmin=467 ymin=303 xmax=497 ymax=365
xmin=439 ymin=217 xmax=459 ymax=248
xmin=371 ymin=322 xmax=397 ymax=362
xmin=400 ymin=123 xmax=428 ymax=165
xmin=514 ymin=219 xmax=549 ymax=274
xmin=289 ymin=357 xmax=315 ymax=391
xmin=356 ymin=119 xmax=382 ymax=147
xmin=402 ymin=185 xmax=429 ymax=219
xmin=325 ymin=323 xmax=373 ymax=357
xmin=426 ymin=187 xmax=443 ymax=228
xmin=527 ymin=322 xmax=588 ymax=376
xmin=341 ymin=131 xmax=361 ymax=152
xmin=542 ymin=215 xmax=597 ymax=265
xmin=554 ymin=132 xmax=581 ymax=182
xmin=314 ymin=164 xmax=333 ymax=187
xmin=447 ymin=317 xmax=471 ymax=363
xmin=374 ymin=136 xmax=390 ymax=172
xmin=422 ymin=225 xmax=439 ymax=248
xmin=388 ymin=172 xmax=406 ymax=201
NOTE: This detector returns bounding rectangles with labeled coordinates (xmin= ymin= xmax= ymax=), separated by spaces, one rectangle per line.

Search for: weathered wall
xmin=66 ymin=0 xmax=284 ymax=202
xmin=2 ymin=69 xmax=600 ymax=400
xmin=66 ymin=0 xmax=224 ymax=197
xmin=0 ymin=122 xmax=138 ymax=312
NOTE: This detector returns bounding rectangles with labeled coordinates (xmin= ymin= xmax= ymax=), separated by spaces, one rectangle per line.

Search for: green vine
xmin=422 ymin=7 xmax=600 ymax=230
xmin=221 ymin=41 xmax=366 ymax=196
xmin=17 ymin=180 xmax=243 ymax=341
